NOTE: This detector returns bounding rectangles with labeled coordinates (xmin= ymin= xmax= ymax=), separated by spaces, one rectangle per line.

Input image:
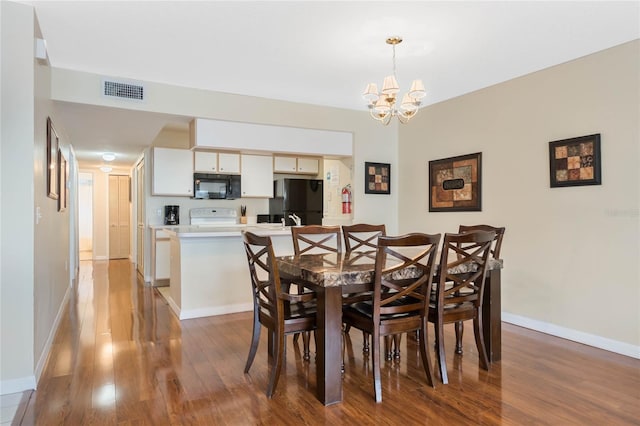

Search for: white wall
xmin=54 ymin=75 xmax=397 ymax=284
xmin=0 ymin=1 xmax=37 ymax=393
xmin=399 ymin=41 xmax=639 ymax=355
xmin=1 ymin=3 xmax=79 ymax=394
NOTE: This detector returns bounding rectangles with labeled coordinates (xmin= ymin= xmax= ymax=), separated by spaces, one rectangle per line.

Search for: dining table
xmin=276 ymin=250 xmax=503 ymax=406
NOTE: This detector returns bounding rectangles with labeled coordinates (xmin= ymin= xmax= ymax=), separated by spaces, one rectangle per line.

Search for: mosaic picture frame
xmin=364 ymin=162 xmax=390 ymax=194
xmin=429 ymin=152 xmax=482 ymax=212
xmin=549 ymin=134 xmax=601 ymax=188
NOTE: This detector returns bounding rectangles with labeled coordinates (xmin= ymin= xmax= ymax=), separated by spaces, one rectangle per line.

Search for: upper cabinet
xmin=273 ymin=155 xmax=319 ymax=175
xmin=194 ymin=151 xmax=240 ymax=174
xmin=241 ymin=154 xmax=273 ymax=198
xmin=152 ymin=147 xmax=193 ymax=196
xmin=190 ymin=118 xmax=353 ymax=157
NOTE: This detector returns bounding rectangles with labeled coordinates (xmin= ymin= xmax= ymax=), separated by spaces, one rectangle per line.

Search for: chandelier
xmin=362 ymin=36 xmax=426 ymax=125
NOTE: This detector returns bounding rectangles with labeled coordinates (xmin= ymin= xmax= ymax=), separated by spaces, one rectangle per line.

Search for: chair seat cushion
xmin=347 ymin=296 xmax=421 ymax=320
xmin=428 ymin=300 xmax=475 ymax=312
xmin=260 ymin=301 xmax=316 ymax=320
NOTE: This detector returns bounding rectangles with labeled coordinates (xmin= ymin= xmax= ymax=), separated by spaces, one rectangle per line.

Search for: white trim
xmin=502 ymin=312 xmax=640 ymax=359
xmin=0 ymin=376 xmax=36 ymax=395
xmin=179 ymin=303 xmax=253 ymax=320
xmin=34 ymin=286 xmax=72 ymax=385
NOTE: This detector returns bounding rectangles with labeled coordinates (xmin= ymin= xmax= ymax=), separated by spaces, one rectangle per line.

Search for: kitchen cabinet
xmin=273 ymin=156 xmax=320 ymax=175
xmin=241 ymin=154 xmax=273 ymax=198
xmin=152 ymin=147 xmax=193 ymax=196
xmin=273 ymin=156 xmax=297 ymax=173
xmin=296 ymin=157 xmax=319 ymax=174
xmin=194 ymin=151 xmax=240 ymax=174
xmin=151 ymin=228 xmax=170 ymax=286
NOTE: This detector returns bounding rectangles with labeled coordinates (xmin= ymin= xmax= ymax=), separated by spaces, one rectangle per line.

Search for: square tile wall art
xmin=365 ymin=162 xmax=390 ymax=194
xmin=549 ymin=134 xmax=601 ymax=187
xmin=429 ymin=152 xmax=481 ymax=212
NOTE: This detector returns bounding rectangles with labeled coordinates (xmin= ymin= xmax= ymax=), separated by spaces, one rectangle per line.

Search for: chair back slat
xmin=343 ymin=224 xmax=386 ymax=252
xmin=243 ymin=231 xmax=283 ymax=320
xmin=458 ymin=224 xmax=505 ymax=259
xmin=373 ymin=233 xmax=441 ymax=319
xmin=292 ymin=225 xmax=342 ymax=255
xmin=435 ymin=231 xmax=495 ymax=311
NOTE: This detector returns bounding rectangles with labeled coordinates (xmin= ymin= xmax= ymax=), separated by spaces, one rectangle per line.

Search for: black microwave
xmin=193 ymin=173 xmax=241 ymax=199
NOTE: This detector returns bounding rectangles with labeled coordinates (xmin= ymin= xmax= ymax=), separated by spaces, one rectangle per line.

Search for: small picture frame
xmin=46 ymin=117 xmax=59 ymax=200
xmin=364 ymin=162 xmax=390 ymax=194
xmin=429 ymin=152 xmax=482 ymax=212
xmin=549 ymin=134 xmax=601 ymax=187
xmin=58 ymin=150 xmax=67 ymax=212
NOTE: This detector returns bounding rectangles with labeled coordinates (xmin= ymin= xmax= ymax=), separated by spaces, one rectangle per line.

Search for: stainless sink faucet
xmin=288 ymin=213 xmax=301 ymax=226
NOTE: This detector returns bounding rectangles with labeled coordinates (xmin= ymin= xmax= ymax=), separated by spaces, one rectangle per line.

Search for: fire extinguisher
xmin=342 ymin=184 xmax=352 ymax=214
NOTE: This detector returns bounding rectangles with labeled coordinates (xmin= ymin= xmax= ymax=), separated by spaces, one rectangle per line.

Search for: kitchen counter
xmin=163 ymin=223 xmax=291 ymax=238
xmin=163 ymin=223 xmax=295 ymax=320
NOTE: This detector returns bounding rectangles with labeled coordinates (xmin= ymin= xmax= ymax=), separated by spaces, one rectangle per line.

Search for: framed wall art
xmin=549 ymin=133 xmax=601 ymax=188
xmin=46 ymin=117 xmax=59 ymax=200
xmin=364 ymin=162 xmax=390 ymax=194
xmin=429 ymin=152 xmax=482 ymax=212
xmin=58 ymin=150 xmax=67 ymax=212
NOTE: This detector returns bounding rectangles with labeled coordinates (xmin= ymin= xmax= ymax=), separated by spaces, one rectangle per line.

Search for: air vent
xmin=102 ymin=79 xmax=144 ymax=101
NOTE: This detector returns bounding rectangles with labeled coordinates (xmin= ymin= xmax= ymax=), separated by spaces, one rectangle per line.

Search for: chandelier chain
xmin=392 ymin=43 xmax=397 ymax=79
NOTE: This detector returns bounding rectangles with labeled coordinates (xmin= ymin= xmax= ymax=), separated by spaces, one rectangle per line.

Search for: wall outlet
xmin=156 ymin=208 xmax=162 ymax=217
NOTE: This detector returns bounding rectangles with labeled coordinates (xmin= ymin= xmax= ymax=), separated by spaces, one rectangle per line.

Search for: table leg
xmin=316 ymin=285 xmax=343 ymax=405
xmin=482 ymin=269 xmax=501 ymax=362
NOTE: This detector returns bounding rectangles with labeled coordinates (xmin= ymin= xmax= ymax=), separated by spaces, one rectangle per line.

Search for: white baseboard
xmin=34 ymin=284 xmax=73 ymax=385
xmin=0 ymin=376 xmax=36 ymax=396
xmin=502 ymin=312 xmax=640 ymax=359
xmin=179 ymin=303 xmax=253 ymax=320
xmin=2 ymin=277 xmax=73 ymax=395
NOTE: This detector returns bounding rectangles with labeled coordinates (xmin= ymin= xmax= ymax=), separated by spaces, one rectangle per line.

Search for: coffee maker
xmin=164 ymin=205 xmax=180 ymax=225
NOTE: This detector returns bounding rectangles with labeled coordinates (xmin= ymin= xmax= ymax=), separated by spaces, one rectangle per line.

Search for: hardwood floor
xmin=17 ymin=259 xmax=640 ymax=425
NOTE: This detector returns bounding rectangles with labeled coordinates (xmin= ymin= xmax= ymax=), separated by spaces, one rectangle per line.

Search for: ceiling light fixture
xmin=99 ymin=166 xmax=113 ymax=173
xmin=102 ymin=152 xmax=116 ymax=162
xmin=363 ymin=36 xmax=426 ymax=125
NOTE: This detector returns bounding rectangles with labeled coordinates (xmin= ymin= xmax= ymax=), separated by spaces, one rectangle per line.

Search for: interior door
xmin=136 ymin=160 xmax=145 ymax=275
xmin=109 ymin=175 xmax=131 ymax=259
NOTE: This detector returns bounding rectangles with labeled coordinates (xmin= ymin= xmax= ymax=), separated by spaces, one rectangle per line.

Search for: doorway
xmin=109 ymin=174 xmax=131 ymax=259
xmin=78 ymin=172 xmax=93 ymax=260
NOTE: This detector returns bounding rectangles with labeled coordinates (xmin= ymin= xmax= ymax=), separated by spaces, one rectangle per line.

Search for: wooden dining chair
xmin=458 ymin=224 xmax=506 ymax=259
xmin=291 ymin=225 xmax=342 ymax=255
xmin=342 ymin=233 xmax=441 ymax=402
xmin=289 ymin=225 xmax=341 ymax=344
xmin=342 ymin=223 xmax=386 ymax=252
xmin=453 ymin=225 xmax=506 ymax=354
xmin=342 ymin=224 xmax=386 ymax=355
xmin=242 ymin=231 xmax=317 ymax=398
xmin=428 ymin=230 xmax=495 ymax=385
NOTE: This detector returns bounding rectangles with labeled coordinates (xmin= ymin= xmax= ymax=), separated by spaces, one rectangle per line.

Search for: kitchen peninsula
xmin=164 ymin=224 xmax=295 ymax=320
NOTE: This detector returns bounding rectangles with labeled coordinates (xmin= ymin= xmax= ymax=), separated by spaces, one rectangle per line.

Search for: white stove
xmin=189 ymin=207 xmax=238 ymax=227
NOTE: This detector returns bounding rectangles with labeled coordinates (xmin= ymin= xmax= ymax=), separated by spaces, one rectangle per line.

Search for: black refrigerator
xmin=269 ymin=178 xmax=323 ymax=226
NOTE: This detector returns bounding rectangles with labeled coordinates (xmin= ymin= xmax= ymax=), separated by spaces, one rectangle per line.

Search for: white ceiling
xmin=27 ymin=1 xmax=640 ymax=168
